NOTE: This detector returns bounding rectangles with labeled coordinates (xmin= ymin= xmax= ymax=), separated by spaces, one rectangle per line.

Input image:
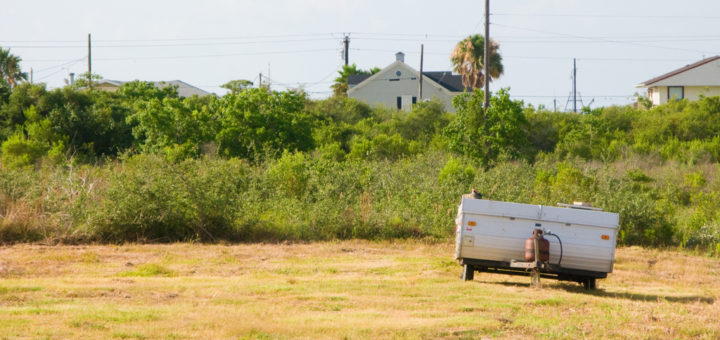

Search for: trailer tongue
xmin=455 ymin=196 xmax=620 ymax=289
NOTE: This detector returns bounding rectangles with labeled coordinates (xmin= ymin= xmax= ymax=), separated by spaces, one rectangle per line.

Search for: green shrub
xmin=266 ymin=151 xmax=310 ymax=198
xmin=89 ymin=155 xmax=248 ymax=242
xmin=438 ymin=157 xmax=475 ymax=186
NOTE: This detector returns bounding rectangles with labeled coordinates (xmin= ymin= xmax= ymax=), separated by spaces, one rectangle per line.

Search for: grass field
xmin=0 ymin=241 xmax=718 ymax=339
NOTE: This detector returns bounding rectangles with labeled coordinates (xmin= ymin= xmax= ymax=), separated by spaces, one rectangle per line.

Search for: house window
xmin=397 ymin=96 xmax=402 ymax=109
xmin=668 ymin=86 xmax=684 ymax=100
xmin=412 ymin=96 xmax=417 ymax=104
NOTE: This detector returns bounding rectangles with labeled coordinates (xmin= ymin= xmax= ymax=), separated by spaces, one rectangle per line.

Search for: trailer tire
xmin=462 ymin=264 xmax=475 ymax=281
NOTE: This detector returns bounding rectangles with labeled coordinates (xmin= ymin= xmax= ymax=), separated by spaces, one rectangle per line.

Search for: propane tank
xmin=524 ymin=229 xmax=550 ymax=262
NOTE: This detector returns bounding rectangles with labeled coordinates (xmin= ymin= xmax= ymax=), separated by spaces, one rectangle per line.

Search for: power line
xmin=34 ymin=62 xmax=81 ymax=81
xmin=33 ymin=57 xmax=86 ymax=72
xmin=350 ymin=48 xmax=696 ymax=62
xmin=493 ymin=23 xmax=716 ymax=55
xmin=351 ymin=37 xmax=457 ymax=43
xmin=94 ymin=49 xmax=339 ymax=61
xmin=9 ymin=31 xmax=720 ymax=46
xmin=4 ymin=38 xmax=338 ymax=49
xmin=495 ymin=34 xmax=720 ymax=39
xmin=511 ymin=95 xmax=632 ymax=98
xmin=348 ymin=32 xmax=463 ymax=39
xmin=502 ymin=55 xmax=695 ymax=62
xmin=493 ymin=13 xmax=720 ymax=19
xmin=258 ymin=65 xmax=342 ymax=90
xmin=0 ymin=33 xmax=341 ymax=44
xmin=499 ymin=38 xmax=720 ymax=44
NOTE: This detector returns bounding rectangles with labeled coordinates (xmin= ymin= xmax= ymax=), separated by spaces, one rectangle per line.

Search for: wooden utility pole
xmin=343 ymin=35 xmax=349 ymax=66
xmin=484 ymin=0 xmax=490 ymax=111
xmin=259 ymin=73 xmax=262 ymax=89
xmin=573 ymin=58 xmax=577 ymax=113
xmin=30 ymin=68 xmax=33 ymax=84
xmin=88 ymin=33 xmax=92 ymax=89
xmin=419 ymin=44 xmax=424 ymax=101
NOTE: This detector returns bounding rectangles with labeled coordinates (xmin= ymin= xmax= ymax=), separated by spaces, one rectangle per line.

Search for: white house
xmin=637 ymin=56 xmax=720 ymax=106
xmin=348 ymin=52 xmax=468 ymax=112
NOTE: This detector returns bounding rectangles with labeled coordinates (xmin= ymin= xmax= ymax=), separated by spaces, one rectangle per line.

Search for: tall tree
xmin=331 ymin=64 xmax=380 ymax=97
xmin=450 ymin=35 xmax=503 ymax=90
xmin=221 ymin=79 xmax=254 ymax=94
xmin=0 ymin=47 xmax=28 ymax=88
xmin=444 ymin=88 xmax=528 ymax=165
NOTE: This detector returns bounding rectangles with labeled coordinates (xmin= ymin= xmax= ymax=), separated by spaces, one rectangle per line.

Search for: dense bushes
xmin=3 ymin=83 xmax=720 ymax=253
xmin=89 ymin=155 xmax=249 ymax=242
xmin=1 ymin=152 xmax=717 ymax=253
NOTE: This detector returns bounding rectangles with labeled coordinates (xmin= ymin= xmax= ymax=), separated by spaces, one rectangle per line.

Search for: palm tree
xmin=450 ymin=35 xmax=503 ymax=90
xmin=331 ymin=64 xmax=380 ymax=97
xmin=0 ymin=47 xmax=28 ymax=88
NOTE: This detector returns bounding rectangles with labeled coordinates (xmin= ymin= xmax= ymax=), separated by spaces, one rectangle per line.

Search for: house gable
xmin=347 ymin=59 xmax=464 ymax=111
xmin=639 ymin=56 xmax=720 ymax=87
xmin=92 ymin=79 xmax=210 ymax=97
xmin=153 ymin=80 xmax=210 ymax=97
xmin=348 ymin=61 xmax=457 ymax=96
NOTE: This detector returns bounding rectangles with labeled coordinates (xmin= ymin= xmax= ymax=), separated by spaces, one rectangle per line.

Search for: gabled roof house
xmin=637 ymin=56 xmax=720 ymax=106
xmin=348 ymin=52 xmax=469 ymax=112
xmin=95 ymin=80 xmax=211 ymax=98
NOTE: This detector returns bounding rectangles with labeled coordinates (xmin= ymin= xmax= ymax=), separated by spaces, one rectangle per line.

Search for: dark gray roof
xmin=423 ymin=72 xmax=470 ymax=92
xmin=348 ymin=74 xmax=371 ymax=86
xmin=348 ymin=71 xmax=469 ymax=92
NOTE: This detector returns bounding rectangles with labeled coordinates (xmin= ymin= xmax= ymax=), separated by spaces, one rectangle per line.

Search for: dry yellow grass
xmin=0 ymin=241 xmax=718 ymax=339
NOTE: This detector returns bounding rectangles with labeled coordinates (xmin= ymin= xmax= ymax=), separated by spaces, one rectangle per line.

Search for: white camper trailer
xmin=455 ymin=197 xmax=620 ymax=289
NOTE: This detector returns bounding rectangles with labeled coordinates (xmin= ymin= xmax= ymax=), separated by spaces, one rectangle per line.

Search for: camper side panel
xmin=456 ymin=200 xmax=619 ymax=273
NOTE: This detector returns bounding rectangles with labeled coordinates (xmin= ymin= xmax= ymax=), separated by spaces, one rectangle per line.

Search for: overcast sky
xmin=3 ymin=0 xmax=720 ymax=109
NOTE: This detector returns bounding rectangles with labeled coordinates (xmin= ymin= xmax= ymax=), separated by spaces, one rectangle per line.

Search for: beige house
xmin=637 ymin=56 xmax=720 ymax=105
xmin=94 ymin=79 xmax=211 ymax=98
xmin=348 ymin=52 xmax=468 ymax=112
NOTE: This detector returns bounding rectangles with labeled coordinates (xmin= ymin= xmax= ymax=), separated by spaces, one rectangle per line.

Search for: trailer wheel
xmin=462 ymin=264 xmax=475 ymax=281
xmin=582 ymin=278 xmax=596 ymax=290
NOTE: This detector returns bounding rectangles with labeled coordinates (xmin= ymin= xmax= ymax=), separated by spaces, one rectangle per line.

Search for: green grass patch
xmin=119 ymin=264 xmax=174 ymax=277
xmin=533 ymin=297 xmax=566 ymax=306
xmin=9 ymin=306 xmax=59 ymax=315
xmin=0 ymin=286 xmax=42 ymax=294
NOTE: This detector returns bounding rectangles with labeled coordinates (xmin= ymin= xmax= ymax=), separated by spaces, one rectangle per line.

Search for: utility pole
xmin=259 ymin=73 xmax=262 ymax=89
xmin=88 ymin=33 xmax=92 ymax=89
xmin=484 ymin=0 xmax=490 ymax=111
xmin=573 ymin=58 xmax=577 ymax=113
xmin=30 ymin=68 xmax=33 ymax=84
xmin=419 ymin=44 xmax=424 ymax=101
xmin=343 ymin=35 xmax=349 ymax=66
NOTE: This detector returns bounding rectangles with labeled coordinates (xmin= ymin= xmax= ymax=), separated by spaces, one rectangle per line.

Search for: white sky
xmin=3 ymin=0 xmax=720 ymax=109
